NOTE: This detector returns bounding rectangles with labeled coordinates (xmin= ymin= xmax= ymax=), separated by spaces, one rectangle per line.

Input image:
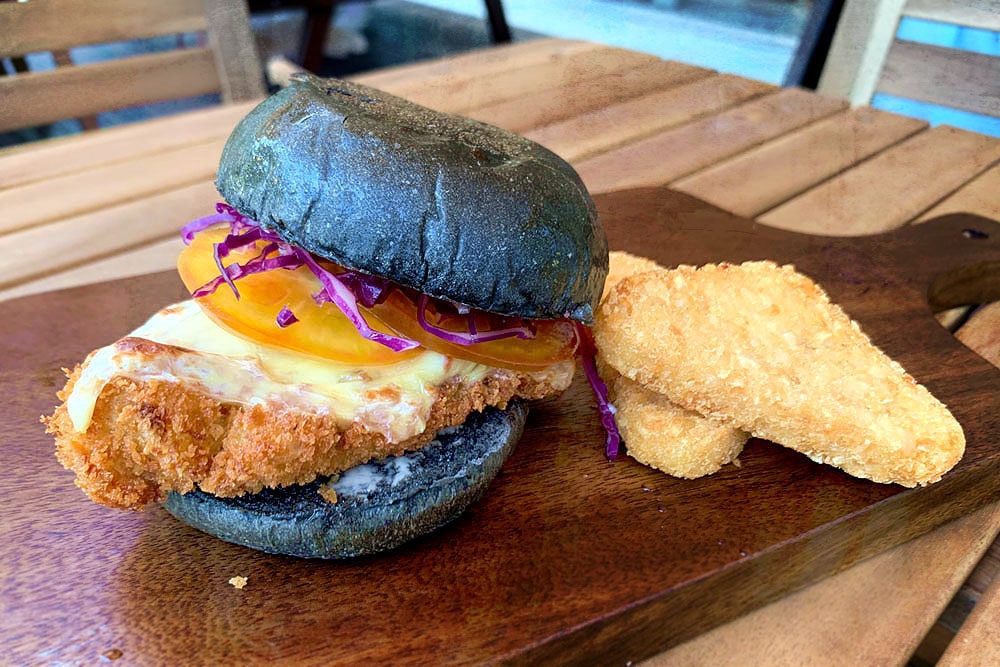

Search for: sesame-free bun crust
xmin=164 ymin=404 xmax=527 ymax=559
xmin=216 ymin=74 xmax=607 ymax=322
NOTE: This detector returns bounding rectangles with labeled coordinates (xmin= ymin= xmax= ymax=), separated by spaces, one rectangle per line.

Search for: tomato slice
xmin=178 ymin=227 xmax=417 ymax=365
xmin=177 ymin=226 xmax=579 ymax=370
xmin=369 ymin=290 xmax=579 ymax=370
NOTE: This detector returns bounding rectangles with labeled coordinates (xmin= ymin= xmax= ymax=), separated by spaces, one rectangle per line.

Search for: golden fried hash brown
xmin=46 ymin=363 xmax=570 ymax=510
xmin=599 ymin=251 xmax=748 ymax=478
xmin=595 ymin=261 xmax=965 ymax=487
xmin=605 ymin=370 xmax=745 ymax=478
xmin=603 ymin=251 xmax=663 ymax=300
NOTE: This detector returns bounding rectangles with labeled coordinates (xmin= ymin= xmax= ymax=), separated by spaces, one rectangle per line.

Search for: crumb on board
xmin=229 ymin=576 xmax=248 ymax=590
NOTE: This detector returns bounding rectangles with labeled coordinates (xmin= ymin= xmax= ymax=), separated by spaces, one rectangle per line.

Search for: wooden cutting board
xmin=3 ymin=188 xmax=999 ymax=665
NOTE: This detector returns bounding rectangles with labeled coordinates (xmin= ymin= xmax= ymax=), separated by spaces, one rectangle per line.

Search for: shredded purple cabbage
xmin=415 ymin=294 xmax=535 ymax=345
xmin=276 ymin=306 xmax=298 ymax=328
xmin=576 ymin=323 xmax=621 ymax=460
xmin=184 ymin=204 xmax=540 ymax=352
xmin=182 ymin=207 xmax=419 ymax=352
xmin=294 ymin=248 xmax=419 ymax=352
xmin=336 ymin=270 xmax=394 ymax=308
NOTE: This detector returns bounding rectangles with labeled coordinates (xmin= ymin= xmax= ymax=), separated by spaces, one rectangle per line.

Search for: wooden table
xmin=3 ymin=38 xmax=999 ymax=665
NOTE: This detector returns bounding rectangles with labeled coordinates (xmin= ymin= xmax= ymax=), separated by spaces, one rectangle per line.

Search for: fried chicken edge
xmin=45 ymin=360 xmax=572 ymax=510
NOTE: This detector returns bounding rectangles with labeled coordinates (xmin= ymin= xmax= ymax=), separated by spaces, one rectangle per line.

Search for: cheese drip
xmin=66 ymin=300 xmax=493 ymax=443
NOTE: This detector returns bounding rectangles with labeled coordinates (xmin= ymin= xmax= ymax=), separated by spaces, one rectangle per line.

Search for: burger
xmin=45 ymin=74 xmax=612 ymax=558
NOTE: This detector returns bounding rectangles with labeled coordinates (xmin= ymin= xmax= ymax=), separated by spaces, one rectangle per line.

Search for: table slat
xmin=0 ymin=101 xmax=253 ymax=191
xmin=758 ymin=125 xmax=1000 ymax=234
xmin=0 ymin=140 xmax=225 ymax=235
xmin=526 ymin=74 xmax=776 ymax=163
xmin=0 ymin=181 xmax=218 ymax=290
xmin=352 ymin=38 xmax=596 ymax=89
xmin=576 ymin=88 xmax=846 ymax=194
xmin=917 ymin=164 xmax=1000 ymax=223
xmin=672 ymin=107 xmax=927 ymax=218
xmin=0 ymin=236 xmax=182 ymax=303
xmin=650 ymin=502 xmax=1000 ymax=666
xmin=957 ymin=303 xmax=1000 ymax=378
xmin=468 ymin=59 xmax=713 ymax=134
xmin=393 ymin=45 xmax=660 ymax=113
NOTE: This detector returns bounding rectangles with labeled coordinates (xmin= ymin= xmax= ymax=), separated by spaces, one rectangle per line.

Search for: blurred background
xmin=2 ymin=0 xmax=998 ymax=147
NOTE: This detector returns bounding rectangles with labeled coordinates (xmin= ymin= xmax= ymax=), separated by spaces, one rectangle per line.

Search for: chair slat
xmin=903 ymin=0 xmax=1000 ymax=32
xmin=878 ymin=40 xmax=1000 ymax=119
xmin=816 ymin=0 xmax=907 ymax=105
xmin=0 ymin=0 xmax=206 ymax=58
xmin=203 ymin=0 xmax=266 ymax=102
xmin=0 ymin=48 xmax=222 ymax=133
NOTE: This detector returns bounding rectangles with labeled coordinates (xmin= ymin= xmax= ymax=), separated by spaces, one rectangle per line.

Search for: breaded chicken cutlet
xmin=598 ymin=252 xmax=748 ymax=478
xmin=46 ymin=302 xmax=573 ymax=510
xmin=595 ymin=261 xmax=965 ymax=487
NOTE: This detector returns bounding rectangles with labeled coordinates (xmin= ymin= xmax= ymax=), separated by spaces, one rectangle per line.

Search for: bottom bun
xmin=163 ymin=402 xmax=527 ymax=558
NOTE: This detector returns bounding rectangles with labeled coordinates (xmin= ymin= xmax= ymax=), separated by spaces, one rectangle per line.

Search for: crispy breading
xmin=599 ymin=251 xmax=748 ymax=478
xmin=605 ymin=370 xmax=745 ymax=478
xmin=603 ymin=251 xmax=663 ymax=300
xmin=594 ymin=261 xmax=965 ymax=487
xmin=46 ymin=362 xmax=571 ymax=510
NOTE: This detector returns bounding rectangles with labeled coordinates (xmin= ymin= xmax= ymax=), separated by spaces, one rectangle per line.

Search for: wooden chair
xmin=815 ymin=0 xmax=1000 ymax=118
xmin=0 ymin=0 xmax=266 ymax=134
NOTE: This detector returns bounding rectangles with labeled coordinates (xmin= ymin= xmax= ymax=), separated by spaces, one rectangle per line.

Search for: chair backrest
xmin=816 ymin=0 xmax=1000 ymax=119
xmin=0 ymin=0 xmax=266 ymax=134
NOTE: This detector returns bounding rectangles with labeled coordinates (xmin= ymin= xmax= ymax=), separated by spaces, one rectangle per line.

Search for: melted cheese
xmin=66 ymin=300 xmax=493 ymax=443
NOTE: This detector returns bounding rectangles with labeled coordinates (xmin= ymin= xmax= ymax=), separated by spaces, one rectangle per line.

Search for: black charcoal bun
xmin=216 ymin=73 xmax=607 ymax=323
xmin=163 ymin=403 xmax=526 ymax=559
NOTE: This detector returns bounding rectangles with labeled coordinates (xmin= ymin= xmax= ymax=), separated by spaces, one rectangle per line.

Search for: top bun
xmin=216 ymin=73 xmax=607 ymax=323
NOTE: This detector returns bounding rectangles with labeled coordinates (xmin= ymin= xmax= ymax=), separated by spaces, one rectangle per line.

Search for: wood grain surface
xmin=759 ymin=125 xmax=1000 ymax=235
xmin=575 ymin=88 xmax=847 ymax=193
xmin=939 ymin=559 xmax=1000 ymax=666
xmin=673 ymin=107 xmax=927 ymax=219
xmin=3 ymin=38 xmax=1000 ymax=665
xmin=3 ymin=188 xmax=999 ymax=666
xmin=0 ymin=48 xmax=223 ymax=134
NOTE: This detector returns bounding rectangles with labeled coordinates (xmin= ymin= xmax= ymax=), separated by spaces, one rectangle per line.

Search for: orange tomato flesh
xmin=178 ymin=227 xmax=417 ymax=365
xmin=369 ymin=290 xmax=579 ymax=370
xmin=177 ymin=226 xmax=579 ymax=370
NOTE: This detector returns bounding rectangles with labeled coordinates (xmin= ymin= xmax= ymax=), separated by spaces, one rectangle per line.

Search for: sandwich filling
xmin=48 ymin=298 xmax=574 ymax=511
xmin=65 ymin=299 xmax=498 ymax=444
xmin=46 ymin=205 xmax=591 ymax=511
